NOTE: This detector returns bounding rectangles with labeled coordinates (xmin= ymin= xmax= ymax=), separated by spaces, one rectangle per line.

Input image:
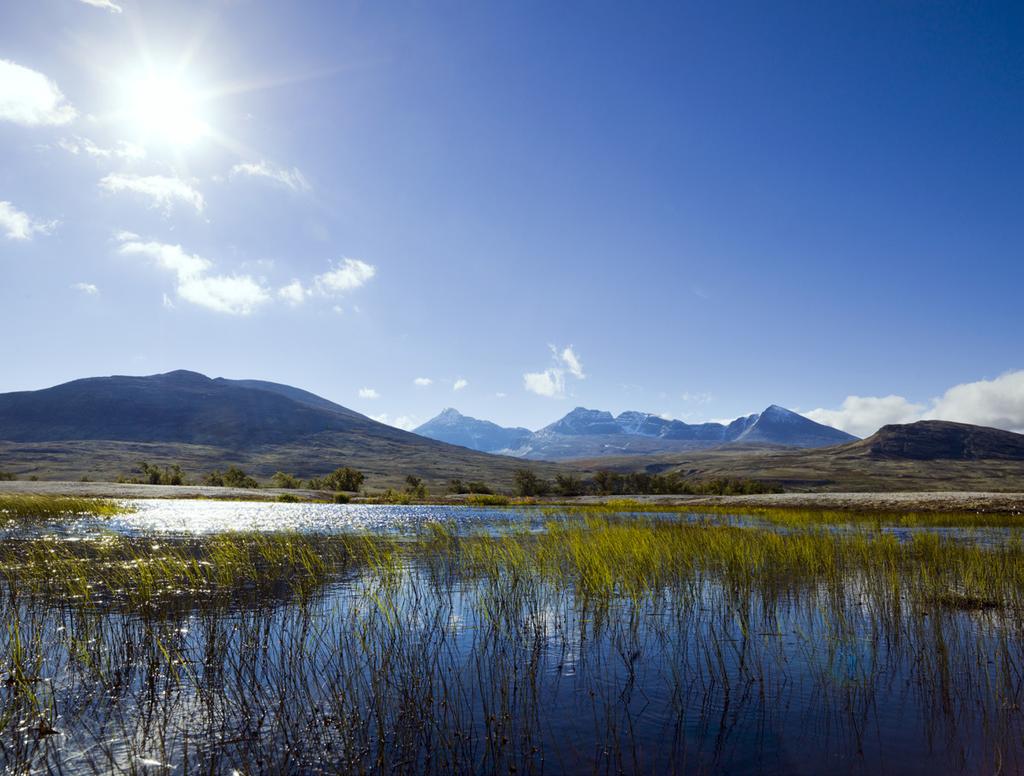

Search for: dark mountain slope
xmin=0 ymin=371 xmax=568 ymax=488
xmin=0 ymin=370 xmax=386 ymax=448
xmin=848 ymin=420 xmax=1024 ymax=461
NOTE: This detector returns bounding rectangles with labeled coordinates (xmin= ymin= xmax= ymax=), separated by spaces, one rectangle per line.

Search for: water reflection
xmin=0 ymin=502 xmax=1019 ymax=774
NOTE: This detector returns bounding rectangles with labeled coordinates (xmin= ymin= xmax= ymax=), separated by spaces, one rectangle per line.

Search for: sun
xmin=124 ymin=72 xmax=208 ymax=146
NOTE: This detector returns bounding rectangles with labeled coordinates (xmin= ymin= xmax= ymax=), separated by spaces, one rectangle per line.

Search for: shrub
xmin=0 ymin=471 xmax=15 ymax=481
xmin=204 ymin=466 xmax=259 ymax=489
xmin=310 ymin=467 xmax=364 ymax=492
xmin=404 ymin=475 xmax=428 ymax=499
xmin=134 ymin=461 xmax=186 ymax=486
xmin=513 ymin=468 xmax=550 ymax=497
xmin=554 ymin=473 xmax=584 ymax=497
xmin=588 ymin=470 xmax=781 ymax=496
xmin=271 ymin=472 xmax=302 ymax=489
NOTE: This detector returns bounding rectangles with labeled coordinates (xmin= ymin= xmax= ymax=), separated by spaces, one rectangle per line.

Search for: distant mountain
xmin=581 ymin=419 xmax=1024 ymax=493
xmin=0 ymin=371 xmax=566 ymax=487
xmin=414 ymin=404 xmax=857 ymax=459
xmin=850 ymin=420 xmax=1024 ymax=461
xmin=413 ymin=408 xmax=533 ymax=453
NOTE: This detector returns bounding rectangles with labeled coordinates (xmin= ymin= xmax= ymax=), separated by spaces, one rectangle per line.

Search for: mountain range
xmin=0 ymin=370 xmax=1021 ymax=492
xmin=0 ymin=370 xmax=565 ymax=487
xmin=414 ymin=404 xmax=858 ymax=460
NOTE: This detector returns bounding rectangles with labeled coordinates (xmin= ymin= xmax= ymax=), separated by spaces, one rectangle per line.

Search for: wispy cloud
xmin=230 ymin=160 xmax=310 ymax=192
xmin=413 ymin=377 xmax=433 ymax=387
xmin=453 ymin=378 xmax=468 ymax=392
xmin=358 ymin=387 xmax=379 ymax=400
xmin=316 ymin=258 xmax=376 ymax=293
xmin=58 ymin=136 xmax=145 ymax=161
xmin=806 ymin=371 xmax=1024 ymax=437
xmin=0 ymin=201 xmax=55 ymax=240
xmin=118 ymin=237 xmax=270 ymax=315
xmin=523 ymin=344 xmax=585 ymax=398
xmin=0 ymin=59 xmax=76 ymax=126
xmin=78 ymin=0 xmax=123 ymax=12
xmin=559 ymin=346 xmax=585 ymax=379
xmin=681 ymin=391 xmax=713 ymax=404
xmin=72 ymin=282 xmax=99 ymax=295
xmin=99 ymin=174 xmax=204 ymax=212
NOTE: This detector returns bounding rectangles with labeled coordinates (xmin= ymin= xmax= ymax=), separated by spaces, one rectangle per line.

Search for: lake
xmin=0 ymin=500 xmax=1020 ymax=774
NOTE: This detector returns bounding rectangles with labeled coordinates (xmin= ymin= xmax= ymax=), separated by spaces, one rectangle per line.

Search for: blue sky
xmin=1 ymin=0 xmax=1022 ymax=436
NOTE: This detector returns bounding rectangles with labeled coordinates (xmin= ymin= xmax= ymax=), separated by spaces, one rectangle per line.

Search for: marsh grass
xmin=0 ymin=513 xmax=1021 ymax=772
xmin=550 ymin=499 xmax=1024 ymax=528
xmin=0 ymin=494 xmax=127 ymax=521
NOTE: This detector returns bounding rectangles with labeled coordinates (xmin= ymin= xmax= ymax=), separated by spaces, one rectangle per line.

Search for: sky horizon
xmin=2 ymin=1 xmax=1022 ymax=437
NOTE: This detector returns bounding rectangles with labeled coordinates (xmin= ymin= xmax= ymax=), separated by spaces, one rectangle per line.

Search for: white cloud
xmin=118 ymin=238 xmax=269 ymax=315
xmin=58 ymin=136 xmax=145 ymax=161
xmin=453 ymin=378 xmax=468 ymax=392
xmin=99 ymin=174 xmax=204 ymax=212
xmin=560 ymin=346 xmax=585 ymax=379
xmin=807 ymin=371 xmax=1024 ymax=437
xmin=806 ymin=396 xmax=925 ymax=438
xmin=524 ymin=369 xmax=566 ymax=398
xmin=113 ymin=229 xmax=140 ymax=242
xmin=316 ymin=258 xmax=376 ymax=293
xmin=230 ymin=161 xmax=310 ymax=192
xmin=78 ymin=0 xmax=123 ymax=11
xmin=926 ymin=371 xmax=1024 ymax=433
xmin=0 ymin=201 xmax=55 ymax=240
xmin=523 ymin=344 xmax=585 ymax=398
xmin=359 ymin=388 xmax=379 ymax=400
xmin=72 ymin=282 xmax=99 ymax=295
xmin=177 ymin=274 xmax=269 ymax=316
xmin=495 ymin=392 xmax=507 ymax=399
xmin=371 ymin=413 xmax=417 ymax=431
xmin=277 ymin=279 xmax=308 ymax=305
xmin=413 ymin=377 xmax=433 ymax=387
xmin=162 ymin=293 xmax=175 ymax=309
xmin=0 ymin=59 xmax=76 ymax=126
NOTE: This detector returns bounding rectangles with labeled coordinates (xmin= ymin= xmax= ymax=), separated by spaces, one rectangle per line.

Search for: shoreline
xmin=2 ymin=480 xmax=1023 ymax=513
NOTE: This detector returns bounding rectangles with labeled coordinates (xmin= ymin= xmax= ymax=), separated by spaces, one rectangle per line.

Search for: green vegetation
xmin=465 ymin=493 xmax=511 ymax=506
xmin=203 ymin=465 xmax=259 ymax=488
xmin=0 ymin=506 xmax=1022 ymax=771
xmin=592 ymin=470 xmax=781 ymax=495
xmin=308 ymin=466 xmax=364 ymax=492
xmin=404 ymin=474 xmax=428 ymax=499
xmin=0 ymin=494 xmax=127 ymax=520
xmin=446 ymin=478 xmax=494 ymax=494
xmin=271 ymin=471 xmax=303 ymax=489
xmin=122 ymin=461 xmax=186 ymax=485
xmin=0 ymin=471 xmax=15 ymax=481
xmin=513 ymin=467 xmax=550 ymax=497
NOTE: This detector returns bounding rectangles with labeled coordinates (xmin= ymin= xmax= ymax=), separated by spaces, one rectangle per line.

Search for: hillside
xmin=415 ymin=404 xmax=857 ymax=459
xmin=847 ymin=420 xmax=1024 ymax=460
xmin=580 ymin=420 xmax=1024 ymax=492
xmin=0 ymin=371 xmax=566 ymax=489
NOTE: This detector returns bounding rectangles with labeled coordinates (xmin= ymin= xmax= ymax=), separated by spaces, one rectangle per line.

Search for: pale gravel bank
xmin=2 ymin=481 xmax=1023 ymax=513
xmin=572 ymin=491 xmax=1024 ymax=513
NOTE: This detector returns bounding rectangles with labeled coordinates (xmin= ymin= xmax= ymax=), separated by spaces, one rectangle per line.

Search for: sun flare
xmin=124 ymin=72 xmax=208 ymax=146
